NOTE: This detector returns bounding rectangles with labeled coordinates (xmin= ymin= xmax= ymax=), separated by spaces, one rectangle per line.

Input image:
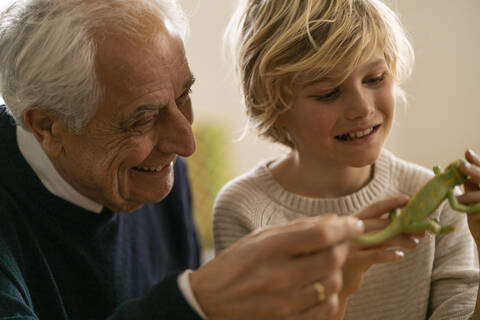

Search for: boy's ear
xmin=23 ymin=107 xmax=64 ymax=158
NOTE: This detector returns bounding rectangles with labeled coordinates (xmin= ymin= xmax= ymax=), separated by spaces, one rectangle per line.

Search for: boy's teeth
xmin=348 ymin=127 xmax=373 ymax=139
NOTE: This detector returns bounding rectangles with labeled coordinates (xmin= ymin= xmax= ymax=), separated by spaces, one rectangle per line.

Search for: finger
xmin=252 ymin=271 xmax=342 ymax=319
xmin=355 ymin=196 xmax=409 ymax=219
xmin=354 ymin=233 xmax=420 ymax=250
xmin=348 ymin=248 xmax=404 ymax=268
xmin=460 ymin=160 xmax=480 ymax=185
xmin=362 ymin=218 xmax=391 ymax=232
xmin=457 ymin=190 xmax=480 ymax=205
xmin=292 ymin=271 xmax=343 ymax=313
xmin=296 ymin=294 xmax=340 ymax=320
xmin=467 ymin=213 xmax=480 ymax=228
xmin=285 ymin=243 xmax=349 ymax=286
xmin=373 ymin=234 xmax=420 ymax=250
xmin=464 ymin=179 xmax=480 ymax=193
xmin=466 ymin=149 xmax=480 ymax=166
xmin=261 ymin=215 xmax=364 ymax=257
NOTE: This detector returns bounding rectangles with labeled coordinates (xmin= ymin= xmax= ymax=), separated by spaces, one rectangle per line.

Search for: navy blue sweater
xmin=0 ymin=106 xmax=202 ymax=319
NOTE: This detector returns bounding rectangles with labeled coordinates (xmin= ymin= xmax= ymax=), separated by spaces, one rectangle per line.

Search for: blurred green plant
xmin=186 ymin=122 xmax=233 ymax=249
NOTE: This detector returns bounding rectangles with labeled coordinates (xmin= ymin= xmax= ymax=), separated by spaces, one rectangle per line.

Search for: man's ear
xmin=23 ymin=108 xmax=64 ymax=157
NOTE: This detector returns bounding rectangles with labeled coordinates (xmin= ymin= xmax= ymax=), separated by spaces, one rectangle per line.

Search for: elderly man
xmin=0 ymin=0 xmax=368 ymax=319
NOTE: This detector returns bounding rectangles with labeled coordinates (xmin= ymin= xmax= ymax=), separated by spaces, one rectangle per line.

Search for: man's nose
xmin=156 ymin=106 xmax=196 ymax=157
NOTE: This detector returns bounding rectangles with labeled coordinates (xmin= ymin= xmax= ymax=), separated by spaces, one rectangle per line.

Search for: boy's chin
xmin=348 ymin=152 xmax=381 ymax=168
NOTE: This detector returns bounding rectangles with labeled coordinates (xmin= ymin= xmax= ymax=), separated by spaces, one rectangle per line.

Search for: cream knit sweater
xmin=213 ymin=149 xmax=479 ymax=319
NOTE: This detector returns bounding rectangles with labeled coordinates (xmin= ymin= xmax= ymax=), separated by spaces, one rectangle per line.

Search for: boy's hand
xmin=342 ymin=197 xmax=422 ymax=297
xmin=458 ymin=149 xmax=480 ymax=246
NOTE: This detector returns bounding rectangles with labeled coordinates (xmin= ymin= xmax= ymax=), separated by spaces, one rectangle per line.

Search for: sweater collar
xmin=16 ymin=126 xmax=103 ymax=214
xmin=258 ymin=150 xmax=391 ymax=215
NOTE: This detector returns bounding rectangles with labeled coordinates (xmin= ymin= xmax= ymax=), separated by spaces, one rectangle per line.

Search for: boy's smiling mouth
xmin=335 ymin=124 xmax=381 ymax=141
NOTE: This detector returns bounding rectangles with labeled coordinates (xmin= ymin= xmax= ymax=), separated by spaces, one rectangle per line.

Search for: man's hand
xmin=190 ymin=215 xmax=364 ymax=320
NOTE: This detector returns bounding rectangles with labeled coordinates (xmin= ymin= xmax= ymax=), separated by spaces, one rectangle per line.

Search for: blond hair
xmin=226 ymin=0 xmax=414 ymax=148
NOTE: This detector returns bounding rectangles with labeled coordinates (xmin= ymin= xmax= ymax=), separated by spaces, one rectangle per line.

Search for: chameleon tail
xmin=355 ymin=219 xmax=403 ymax=245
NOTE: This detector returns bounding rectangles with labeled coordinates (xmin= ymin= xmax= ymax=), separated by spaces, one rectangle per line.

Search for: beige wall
xmin=1 ymin=1 xmax=477 ymax=174
xmin=181 ymin=0 xmax=480 ymax=175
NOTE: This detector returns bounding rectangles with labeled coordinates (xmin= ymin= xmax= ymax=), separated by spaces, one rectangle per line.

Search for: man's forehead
xmin=96 ymin=27 xmax=188 ymax=84
xmin=93 ymin=26 xmax=192 ymax=115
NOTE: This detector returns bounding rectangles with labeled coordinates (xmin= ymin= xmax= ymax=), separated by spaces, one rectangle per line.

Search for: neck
xmin=269 ymin=151 xmax=373 ymax=198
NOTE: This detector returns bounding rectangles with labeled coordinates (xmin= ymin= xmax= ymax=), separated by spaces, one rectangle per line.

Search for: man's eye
xmin=131 ymin=116 xmax=155 ymax=129
xmin=177 ymin=88 xmax=192 ymax=103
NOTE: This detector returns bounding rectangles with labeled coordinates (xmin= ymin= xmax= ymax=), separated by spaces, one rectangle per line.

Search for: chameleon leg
xmin=447 ymin=189 xmax=480 ymax=213
xmin=355 ymin=209 xmax=403 ymax=245
xmin=404 ymin=219 xmax=455 ymax=234
xmin=433 ymin=166 xmax=442 ymax=175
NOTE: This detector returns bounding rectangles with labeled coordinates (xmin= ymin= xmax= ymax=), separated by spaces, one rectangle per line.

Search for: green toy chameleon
xmin=356 ymin=159 xmax=480 ymax=245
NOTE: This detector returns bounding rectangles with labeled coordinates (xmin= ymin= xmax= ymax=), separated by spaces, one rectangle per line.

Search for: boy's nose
xmin=345 ymin=88 xmax=374 ymax=120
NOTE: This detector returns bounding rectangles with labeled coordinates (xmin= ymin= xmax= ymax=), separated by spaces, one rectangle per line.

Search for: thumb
xmin=354 ymin=196 xmax=409 ymax=220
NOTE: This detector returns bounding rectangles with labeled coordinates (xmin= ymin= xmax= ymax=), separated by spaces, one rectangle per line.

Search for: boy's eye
xmin=313 ymin=88 xmax=340 ymax=101
xmin=364 ymin=72 xmax=386 ymax=85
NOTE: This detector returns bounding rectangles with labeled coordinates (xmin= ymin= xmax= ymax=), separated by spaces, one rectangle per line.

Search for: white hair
xmin=0 ymin=0 xmax=189 ymax=132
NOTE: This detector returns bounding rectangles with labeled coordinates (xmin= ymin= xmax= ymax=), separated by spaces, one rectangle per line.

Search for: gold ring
xmin=313 ymin=281 xmax=326 ymax=302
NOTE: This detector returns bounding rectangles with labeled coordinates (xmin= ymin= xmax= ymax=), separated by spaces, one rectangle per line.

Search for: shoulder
xmin=0 ymin=105 xmax=16 ymax=136
xmin=214 ymin=160 xmax=273 ymax=207
xmin=380 ymin=149 xmax=434 ymax=196
xmin=0 ymin=199 xmax=26 ymax=277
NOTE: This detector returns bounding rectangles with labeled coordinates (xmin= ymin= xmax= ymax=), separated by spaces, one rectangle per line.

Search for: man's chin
xmin=123 ymin=191 xmax=173 ymax=212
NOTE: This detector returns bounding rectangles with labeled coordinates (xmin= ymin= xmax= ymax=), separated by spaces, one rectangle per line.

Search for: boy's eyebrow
xmin=363 ymin=58 xmax=386 ymax=68
xmin=300 ymin=77 xmax=336 ymax=89
xmin=300 ymin=58 xmax=386 ymax=88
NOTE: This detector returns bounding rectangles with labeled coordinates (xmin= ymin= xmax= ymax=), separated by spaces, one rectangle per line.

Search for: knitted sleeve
xmin=213 ymin=176 xmax=260 ymax=255
xmin=428 ymin=200 xmax=479 ymax=319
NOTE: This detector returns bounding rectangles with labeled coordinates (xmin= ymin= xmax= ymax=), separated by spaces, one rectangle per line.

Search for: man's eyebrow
xmin=183 ymin=73 xmax=196 ymax=91
xmin=120 ymin=74 xmax=196 ymax=127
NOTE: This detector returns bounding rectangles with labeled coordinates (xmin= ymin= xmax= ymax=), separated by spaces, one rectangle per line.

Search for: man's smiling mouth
xmin=335 ymin=124 xmax=380 ymax=141
xmin=133 ymin=162 xmax=172 ymax=172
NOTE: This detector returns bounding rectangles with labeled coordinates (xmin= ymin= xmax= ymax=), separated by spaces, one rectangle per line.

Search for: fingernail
xmin=347 ymin=217 xmax=364 ymax=232
xmin=395 ymin=250 xmax=405 ymax=258
xmin=412 ymin=238 xmax=420 ymax=245
xmin=354 ymin=219 xmax=365 ymax=231
xmin=468 ymin=149 xmax=479 ymax=159
xmin=463 ymin=160 xmax=471 ymax=169
xmin=396 ymin=196 xmax=409 ymax=205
